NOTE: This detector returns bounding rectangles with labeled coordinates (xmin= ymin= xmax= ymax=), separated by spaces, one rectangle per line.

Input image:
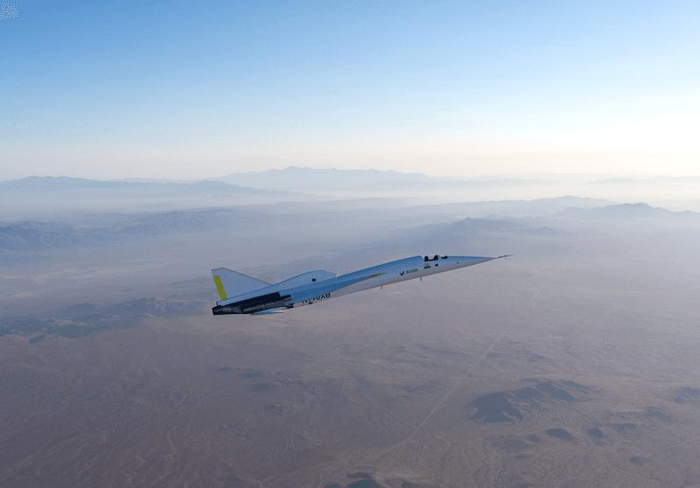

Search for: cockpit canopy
xmin=424 ymin=255 xmax=448 ymax=262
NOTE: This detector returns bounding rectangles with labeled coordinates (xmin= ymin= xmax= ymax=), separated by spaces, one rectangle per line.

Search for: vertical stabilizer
xmin=211 ymin=268 xmax=270 ymax=301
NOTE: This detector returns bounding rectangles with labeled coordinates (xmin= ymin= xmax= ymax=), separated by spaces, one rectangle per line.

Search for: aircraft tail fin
xmin=211 ymin=267 xmax=270 ymax=301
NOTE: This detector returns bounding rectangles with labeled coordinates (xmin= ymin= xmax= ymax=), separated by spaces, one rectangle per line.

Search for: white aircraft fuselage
xmin=211 ymin=254 xmax=507 ymax=315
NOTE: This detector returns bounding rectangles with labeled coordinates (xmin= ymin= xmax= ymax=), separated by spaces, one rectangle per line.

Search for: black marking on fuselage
xmin=301 ymin=292 xmax=331 ymax=304
xmin=213 ymin=291 xmax=291 ymax=315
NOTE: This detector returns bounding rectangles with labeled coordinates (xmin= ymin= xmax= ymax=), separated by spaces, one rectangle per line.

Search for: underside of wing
xmin=251 ymin=308 xmax=287 ymax=316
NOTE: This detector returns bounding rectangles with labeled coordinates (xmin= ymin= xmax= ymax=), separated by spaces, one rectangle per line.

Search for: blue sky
xmin=1 ymin=0 xmax=699 ymax=179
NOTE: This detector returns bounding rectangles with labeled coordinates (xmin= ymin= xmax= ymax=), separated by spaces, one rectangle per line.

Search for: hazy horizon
xmin=5 ymin=166 xmax=700 ymax=183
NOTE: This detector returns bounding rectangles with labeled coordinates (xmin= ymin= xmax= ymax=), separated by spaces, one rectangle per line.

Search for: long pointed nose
xmin=452 ymin=255 xmax=509 ymax=268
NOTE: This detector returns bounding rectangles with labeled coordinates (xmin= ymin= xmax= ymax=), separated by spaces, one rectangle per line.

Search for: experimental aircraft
xmin=211 ymin=254 xmax=509 ymax=315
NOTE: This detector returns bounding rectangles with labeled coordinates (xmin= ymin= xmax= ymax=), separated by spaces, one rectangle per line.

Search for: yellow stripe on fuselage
xmin=213 ymin=275 xmax=227 ymax=300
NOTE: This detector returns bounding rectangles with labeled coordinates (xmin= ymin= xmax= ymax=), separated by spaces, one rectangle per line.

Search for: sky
xmin=1 ymin=0 xmax=699 ymax=180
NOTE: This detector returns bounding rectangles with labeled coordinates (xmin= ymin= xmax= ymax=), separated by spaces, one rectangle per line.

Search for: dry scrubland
xmin=2 ymin=186 xmax=700 ymax=487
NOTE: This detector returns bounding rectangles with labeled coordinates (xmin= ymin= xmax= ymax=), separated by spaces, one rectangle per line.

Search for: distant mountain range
xmin=4 ymin=169 xmax=700 ymax=222
xmin=214 ymin=167 xmax=700 ymax=204
xmin=216 ymin=166 xmax=430 ymax=191
xmin=4 ymin=194 xmax=698 ymax=253
xmin=0 ymin=176 xmax=317 ymax=218
xmin=590 ymin=176 xmax=700 ymax=186
xmin=0 ymin=176 xmax=276 ymax=195
xmin=215 ymin=166 xmax=551 ymax=194
xmin=559 ymin=203 xmax=700 ymax=221
xmin=404 ymin=195 xmax=614 ymax=219
xmin=0 ymin=221 xmax=94 ymax=252
xmin=0 ymin=208 xmax=256 ymax=252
